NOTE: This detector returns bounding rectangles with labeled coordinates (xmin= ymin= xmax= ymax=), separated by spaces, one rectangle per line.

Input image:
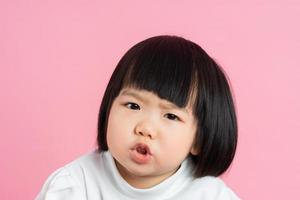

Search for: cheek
xmin=160 ymin=126 xmax=196 ymax=155
xmin=106 ymin=108 xmax=132 ymax=149
xmin=107 ymin=118 xmax=120 ymax=147
xmin=106 ymin=124 xmax=119 ymax=149
xmin=156 ymin=137 xmax=192 ymax=170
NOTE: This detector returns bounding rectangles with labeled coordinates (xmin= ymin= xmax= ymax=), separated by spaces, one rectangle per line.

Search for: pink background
xmin=1 ymin=1 xmax=299 ymax=199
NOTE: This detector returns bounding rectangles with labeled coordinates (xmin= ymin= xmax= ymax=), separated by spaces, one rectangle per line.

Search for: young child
xmin=36 ymin=35 xmax=240 ymax=199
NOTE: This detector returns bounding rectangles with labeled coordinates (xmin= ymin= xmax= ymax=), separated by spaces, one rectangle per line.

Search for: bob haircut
xmin=97 ymin=35 xmax=238 ymax=178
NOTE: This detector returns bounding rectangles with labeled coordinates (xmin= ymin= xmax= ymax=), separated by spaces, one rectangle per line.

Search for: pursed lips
xmin=131 ymin=143 xmax=153 ymax=156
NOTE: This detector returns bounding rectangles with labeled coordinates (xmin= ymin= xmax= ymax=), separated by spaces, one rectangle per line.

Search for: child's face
xmin=106 ymin=87 xmax=198 ymax=188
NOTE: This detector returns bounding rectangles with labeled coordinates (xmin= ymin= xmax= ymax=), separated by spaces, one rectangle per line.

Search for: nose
xmin=134 ymin=120 xmax=157 ymax=139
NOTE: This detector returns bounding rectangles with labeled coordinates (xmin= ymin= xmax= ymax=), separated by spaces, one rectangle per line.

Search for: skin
xmin=106 ymin=87 xmax=198 ymax=189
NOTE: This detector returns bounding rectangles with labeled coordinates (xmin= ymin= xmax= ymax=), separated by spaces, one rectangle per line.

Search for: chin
xmin=123 ymin=163 xmax=156 ymax=177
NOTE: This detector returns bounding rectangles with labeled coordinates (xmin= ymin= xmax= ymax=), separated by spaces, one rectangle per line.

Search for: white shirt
xmin=36 ymin=150 xmax=240 ymax=200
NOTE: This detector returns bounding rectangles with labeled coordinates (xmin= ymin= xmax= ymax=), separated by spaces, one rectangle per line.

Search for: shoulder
xmin=35 ymin=166 xmax=84 ymax=200
xmin=188 ymin=176 xmax=241 ymax=200
xmin=64 ymin=149 xmax=103 ymax=180
xmin=36 ymin=149 xmax=103 ymax=200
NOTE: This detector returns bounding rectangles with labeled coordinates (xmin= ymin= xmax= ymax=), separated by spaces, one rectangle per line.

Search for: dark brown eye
xmin=125 ymin=102 xmax=140 ymax=110
xmin=164 ymin=113 xmax=180 ymax=121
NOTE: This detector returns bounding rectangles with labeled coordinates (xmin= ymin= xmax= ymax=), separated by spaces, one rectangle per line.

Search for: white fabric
xmin=36 ymin=150 xmax=241 ymax=200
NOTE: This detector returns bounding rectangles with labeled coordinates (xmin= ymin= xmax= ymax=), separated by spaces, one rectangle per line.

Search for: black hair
xmin=97 ymin=35 xmax=238 ymax=178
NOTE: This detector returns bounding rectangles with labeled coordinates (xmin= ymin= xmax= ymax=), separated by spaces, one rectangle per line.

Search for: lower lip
xmin=130 ymin=149 xmax=152 ymax=164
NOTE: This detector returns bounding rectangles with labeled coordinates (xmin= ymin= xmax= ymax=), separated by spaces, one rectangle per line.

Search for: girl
xmin=36 ymin=35 xmax=240 ymax=199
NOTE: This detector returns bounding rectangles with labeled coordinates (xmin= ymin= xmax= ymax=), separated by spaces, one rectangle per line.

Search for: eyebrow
xmin=120 ymin=89 xmax=189 ymax=114
xmin=120 ymin=90 xmax=145 ymax=102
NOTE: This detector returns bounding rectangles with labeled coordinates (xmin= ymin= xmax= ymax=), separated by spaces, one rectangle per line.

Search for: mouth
xmin=131 ymin=143 xmax=152 ymax=156
xmin=130 ymin=143 xmax=152 ymax=164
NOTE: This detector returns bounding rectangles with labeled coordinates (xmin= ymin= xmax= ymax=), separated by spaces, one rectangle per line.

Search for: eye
xmin=164 ymin=113 xmax=180 ymax=121
xmin=124 ymin=102 xmax=140 ymax=110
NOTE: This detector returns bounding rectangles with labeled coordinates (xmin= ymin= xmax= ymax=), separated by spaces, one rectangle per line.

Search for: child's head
xmin=97 ymin=35 xmax=237 ymax=180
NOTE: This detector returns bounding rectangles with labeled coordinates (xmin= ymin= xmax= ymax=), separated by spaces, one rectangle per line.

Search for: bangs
xmin=121 ymin=36 xmax=198 ymax=110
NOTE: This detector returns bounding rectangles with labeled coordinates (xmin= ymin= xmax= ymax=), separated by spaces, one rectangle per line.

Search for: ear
xmin=190 ymin=145 xmax=200 ymax=156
